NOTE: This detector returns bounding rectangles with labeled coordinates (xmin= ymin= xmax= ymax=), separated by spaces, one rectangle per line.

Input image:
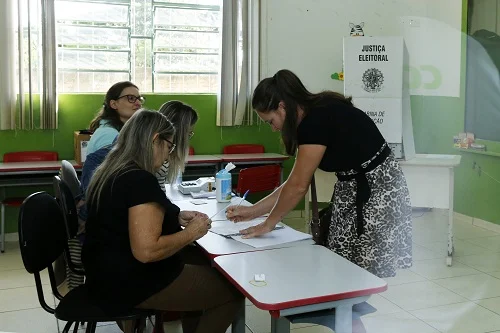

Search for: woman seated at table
xmin=82 ymin=110 xmax=243 ymax=333
xmin=155 ymin=100 xmax=198 ymax=192
xmin=86 ymin=81 xmax=144 ymax=154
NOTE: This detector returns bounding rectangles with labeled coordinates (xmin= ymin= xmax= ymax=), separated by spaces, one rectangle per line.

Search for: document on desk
xmin=209 ymin=217 xmax=272 ymax=237
xmin=230 ymin=226 xmax=312 ymax=248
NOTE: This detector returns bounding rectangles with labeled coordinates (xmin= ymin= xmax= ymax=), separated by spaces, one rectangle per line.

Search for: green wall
xmin=3 ymin=0 xmax=500 ymax=233
xmin=0 ymin=94 xmax=292 ymax=233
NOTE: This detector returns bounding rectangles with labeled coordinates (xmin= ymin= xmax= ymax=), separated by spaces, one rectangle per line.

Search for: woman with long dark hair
xmin=227 ymin=69 xmax=412 ymax=278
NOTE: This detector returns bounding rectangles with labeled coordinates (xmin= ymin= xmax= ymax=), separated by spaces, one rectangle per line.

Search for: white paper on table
xmin=230 ymin=226 xmax=312 ymax=248
xmin=209 ymin=217 xmax=269 ymax=237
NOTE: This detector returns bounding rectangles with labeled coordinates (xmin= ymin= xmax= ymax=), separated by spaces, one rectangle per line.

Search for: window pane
xmin=58 ymin=71 xmax=129 ymax=93
xmin=155 ymin=0 xmax=221 ymax=6
xmin=154 ymin=30 xmax=220 ymax=51
xmin=155 ymin=73 xmax=218 ymax=93
xmin=57 ymin=26 xmax=129 ymax=49
xmin=131 ymin=0 xmax=152 ymax=36
xmin=154 ymin=7 xmax=220 ymax=29
xmin=155 ymin=53 xmax=219 ymax=73
xmin=58 ymin=50 xmax=130 ymax=71
xmin=55 ymin=1 xmax=129 ymax=25
xmin=132 ymin=38 xmax=153 ymax=92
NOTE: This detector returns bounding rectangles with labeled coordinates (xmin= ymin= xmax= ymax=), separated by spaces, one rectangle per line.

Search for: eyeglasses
xmin=188 ymin=131 xmax=194 ymax=139
xmin=117 ymin=95 xmax=145 ymax=104
xmin=165 ymin=139 xmax=176 ymax=154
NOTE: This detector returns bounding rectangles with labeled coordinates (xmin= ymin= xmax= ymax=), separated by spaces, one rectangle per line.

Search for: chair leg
xmin=85 ymin=322 xmax=96 ymax=333
xmin=1 ymin=203 xmax=5 ymax=253
xmin=62 ymin=321 xmax=74 ymax=333
xmin=73 ymin=321 xmax=81 ymax=333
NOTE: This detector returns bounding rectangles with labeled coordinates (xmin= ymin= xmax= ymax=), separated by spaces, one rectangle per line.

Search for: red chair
xmin=223 ymin=144 xmax=264 ymax=154
xmin=1 ymin=151 xmax=58 ymax=253
xmin=235 ymin=164 xmax=281 ymax=196
xmin=189 ymin=146 xmax=195 ymax=155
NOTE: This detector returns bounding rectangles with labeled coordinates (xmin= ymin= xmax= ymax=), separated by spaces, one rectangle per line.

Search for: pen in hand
xmin=235 ymin=190 xmax=250 ymax=209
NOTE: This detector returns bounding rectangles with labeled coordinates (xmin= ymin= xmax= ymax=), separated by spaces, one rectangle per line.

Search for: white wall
xmin=260 ymin=0 xmax=463 ymax=97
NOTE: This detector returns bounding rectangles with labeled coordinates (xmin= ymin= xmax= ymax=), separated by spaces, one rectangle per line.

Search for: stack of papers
xmin=209 ymin=217 xmax=312 ymax=248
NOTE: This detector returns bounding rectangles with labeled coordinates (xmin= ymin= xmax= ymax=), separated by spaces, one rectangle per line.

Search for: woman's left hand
xmin=239 ymin=220 xmax=274 ymax=239
xmin=179 ymin=210 xmax=209 ymax=227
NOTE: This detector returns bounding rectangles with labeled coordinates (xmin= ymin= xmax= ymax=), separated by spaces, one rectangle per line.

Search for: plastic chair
xmin=60 ymin=160 xmax=81 ymax=198
xmin=223 ymin=144 xmax=264 ymax=154
xmin=1 ymin=151 xmax=58 ymax=253
xmin=18 ymin=191 xmax=152 ymax=333
xmin=235 ymin=164 xmax=281 ymax=196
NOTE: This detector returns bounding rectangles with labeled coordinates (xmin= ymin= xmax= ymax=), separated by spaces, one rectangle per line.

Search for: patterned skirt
xmin=327 ymin=149 xmax=412 ymax=278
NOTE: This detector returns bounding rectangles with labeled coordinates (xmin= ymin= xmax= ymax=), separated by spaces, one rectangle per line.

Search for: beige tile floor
xmin=2 ymin=210 xmax=500 ymax=333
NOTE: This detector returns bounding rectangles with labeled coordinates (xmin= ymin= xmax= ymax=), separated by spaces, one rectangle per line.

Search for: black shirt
xmin=297 ymin=100 xmax=386 ymax=172
xmin=82 ymin=166 xmax=183 ymax=312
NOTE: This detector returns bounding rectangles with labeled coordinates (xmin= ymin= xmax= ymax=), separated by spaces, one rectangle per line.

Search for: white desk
xmin=174 ymin=198 xmax=314 ymax=259
xmin=305 ymin=154 xmax=461 ymax=266
xmin=214 ymin=246 xmax=387 ymax=333
xmin=399 ymin=154 xmax=461 ymax=266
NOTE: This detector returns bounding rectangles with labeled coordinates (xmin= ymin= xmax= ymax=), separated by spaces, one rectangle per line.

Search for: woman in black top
xmin=83 ymin=110 xmax=243 ymax=333
xmin=226 ymin=69 xmax=412 ymax=278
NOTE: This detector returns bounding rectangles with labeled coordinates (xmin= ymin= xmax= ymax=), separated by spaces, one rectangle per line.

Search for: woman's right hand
xmin=184 ymin=216 xmax=211 ymax=240
xmin=226 ymin=205 xmax=255 ymax=222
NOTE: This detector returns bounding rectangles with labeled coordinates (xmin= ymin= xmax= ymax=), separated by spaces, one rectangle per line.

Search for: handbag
xmin=309 ymin=175 xmax=333 ymax=246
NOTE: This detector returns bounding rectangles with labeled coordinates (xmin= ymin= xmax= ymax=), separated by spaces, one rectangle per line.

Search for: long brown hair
xmin=89 ymin=81 xmax=139 ymax=132
xmin=252 ymin=69 xmax=353 ymax=155
xmin=158 ymin=100 xmax=198 ymax=183
xmin=87 ymin=110 xmax=175 ymax=211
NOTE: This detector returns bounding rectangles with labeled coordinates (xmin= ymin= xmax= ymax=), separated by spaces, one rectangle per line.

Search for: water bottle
xmin=173 ymin=172 xmax=182 ymax=190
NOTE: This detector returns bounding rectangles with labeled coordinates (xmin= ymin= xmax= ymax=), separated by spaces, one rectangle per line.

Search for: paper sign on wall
xmin=343 ymin=37 xmax=404 ymax=99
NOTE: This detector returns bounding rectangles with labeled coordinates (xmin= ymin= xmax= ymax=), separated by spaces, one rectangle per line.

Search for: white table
xmin=305 ymin=154 xmax=461 ymax=266
xmin=174 ymin=197 xmax=313 ymax=259
xmin=214 ymin=246 xmax=387 ymax=333
xmin=399 ymin=154 xmax=461 ymax=265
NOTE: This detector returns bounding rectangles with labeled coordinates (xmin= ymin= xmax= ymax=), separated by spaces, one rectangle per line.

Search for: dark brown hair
xmin=252 ymin=69 xmax=353 ymax=155
xmin=89 ymin=81 xmax=139 ymax=132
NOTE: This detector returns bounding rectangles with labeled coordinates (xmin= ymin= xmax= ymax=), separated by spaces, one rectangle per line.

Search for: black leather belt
xmin=336 ymin=145 xmax=391 ymax=236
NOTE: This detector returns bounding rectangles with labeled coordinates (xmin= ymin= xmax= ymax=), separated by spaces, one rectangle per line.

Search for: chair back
xmin=223 ymin=144 xmax=264 ymax=154
xmin=236 ymin=164 xmax=281 ymax=196
xmin=4 ymin=151 xmax=58 ymax=162
xmin=53 ymin=176 xmax=79 ymax=239
xmin=18 ymin=191 xmax=66 ymax=313
xmin=61 ymin=160 xmax=81 ymax=198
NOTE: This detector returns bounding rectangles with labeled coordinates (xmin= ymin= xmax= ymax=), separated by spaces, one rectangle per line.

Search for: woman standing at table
xmin=226 ymin=69 xmax=412 ymax=278
xmin=87 ymin=81 xmax=144 ymax=154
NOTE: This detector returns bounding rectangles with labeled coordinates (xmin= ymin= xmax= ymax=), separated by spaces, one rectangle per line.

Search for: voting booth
xmin=343 ymin=36 xmax=415 ymax=160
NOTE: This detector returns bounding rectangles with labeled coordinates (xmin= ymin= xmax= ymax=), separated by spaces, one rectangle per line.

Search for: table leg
xmin=447 ymin=168 xmax=455 ymax=267
xmin=271 ymin=316 xmax=290 ymax=333
xmin=335 ymin=304 xmax=353 ymax=333
xmin=231 ymin=299 xmax=246 ymax=333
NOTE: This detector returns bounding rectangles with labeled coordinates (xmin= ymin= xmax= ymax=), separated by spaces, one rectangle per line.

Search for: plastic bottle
xmin=216 ymin=162 xmax=236 ymax=202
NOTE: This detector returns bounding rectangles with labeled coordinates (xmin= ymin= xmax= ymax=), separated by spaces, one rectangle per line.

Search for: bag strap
xmin=310 ymin=175 xmax=319 ymax=221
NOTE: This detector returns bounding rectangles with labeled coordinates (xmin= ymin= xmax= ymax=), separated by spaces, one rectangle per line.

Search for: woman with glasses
xmin=83 ymin=110 xmax=243 ymax=333
xmin=155 ymin=100 xmax=198 ymax=192
xmin=87 ymin=81 xmax=145 ymax=155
